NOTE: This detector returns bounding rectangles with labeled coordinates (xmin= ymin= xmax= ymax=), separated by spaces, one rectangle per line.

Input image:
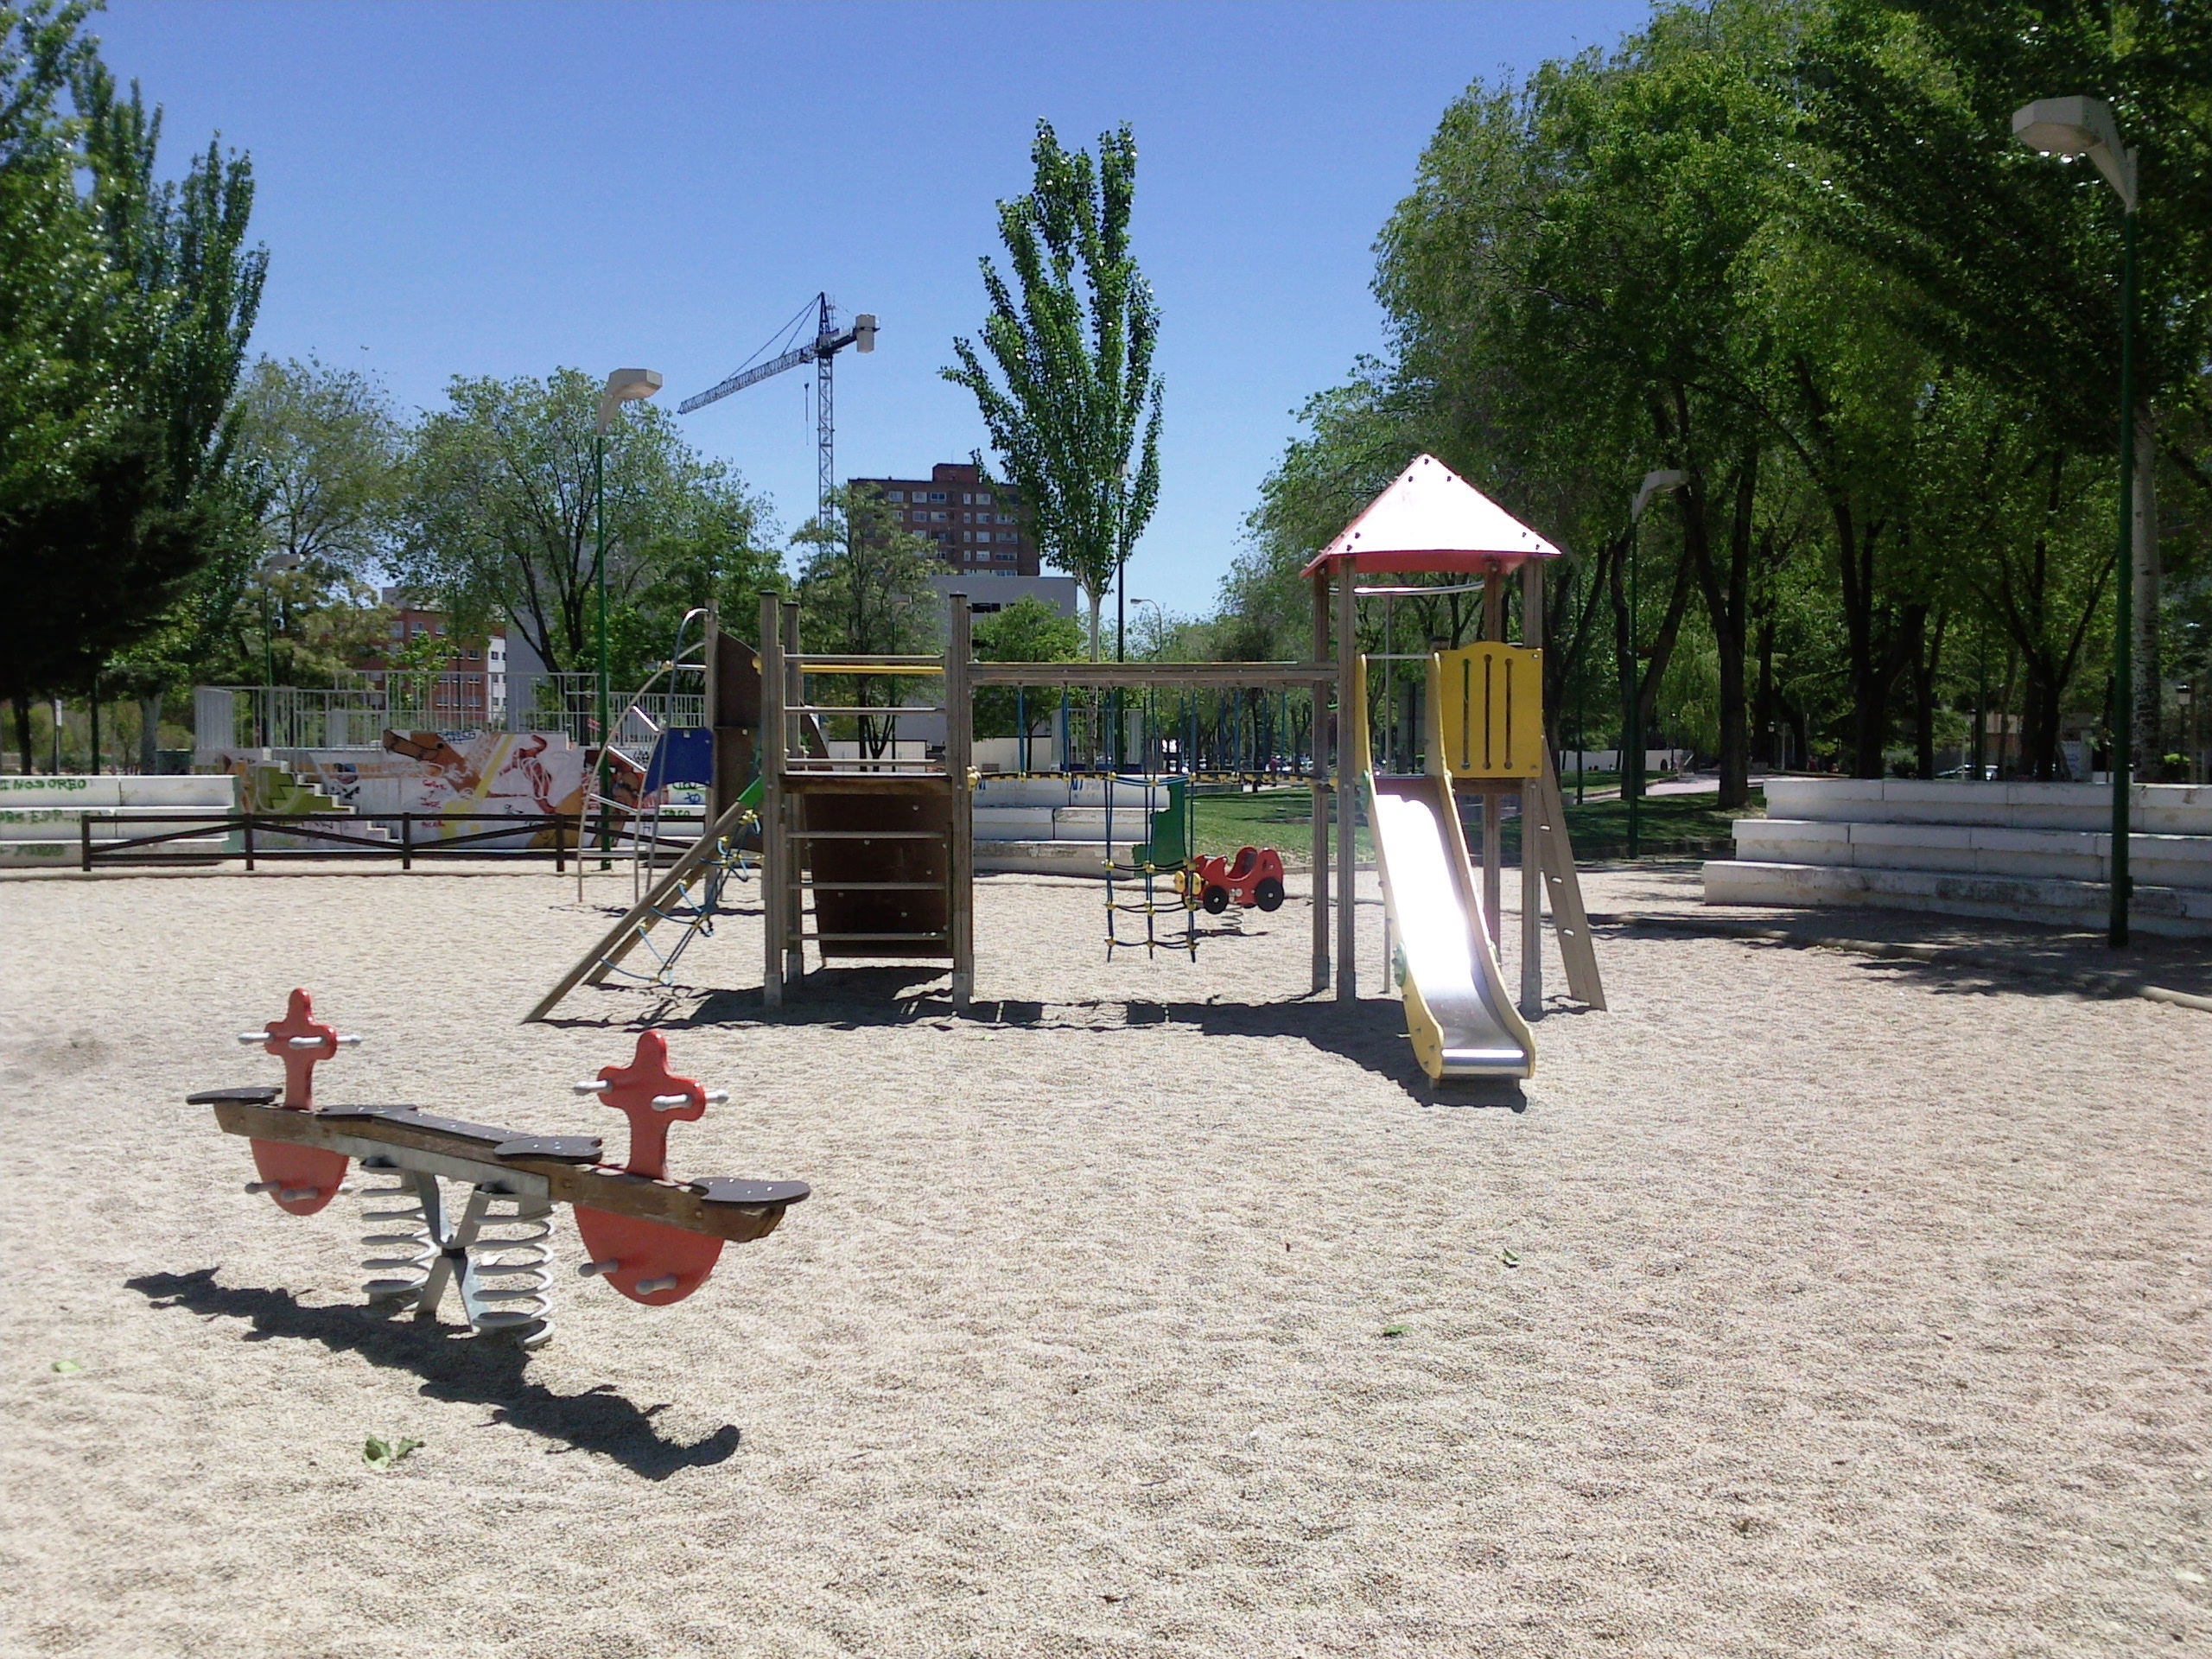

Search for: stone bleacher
xmin=0 ymin=774 xmax=238 ymax=867
xmin=970 ymin=776 xmax=1177 ymax=876
xmin=1705 ymin=779 xmax=2212 ymax=938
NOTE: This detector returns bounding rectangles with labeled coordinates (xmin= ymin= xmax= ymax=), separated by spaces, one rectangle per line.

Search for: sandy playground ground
xmin=0 ymin=860 xmax=2205 ymax=1658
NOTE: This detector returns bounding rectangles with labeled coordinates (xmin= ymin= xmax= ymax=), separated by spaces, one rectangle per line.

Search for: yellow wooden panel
xmin=1432 ymin=644 xmax=1543 ymax=779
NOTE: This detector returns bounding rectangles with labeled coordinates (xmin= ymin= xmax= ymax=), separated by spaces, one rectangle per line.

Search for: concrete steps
xmin=1705 ymin=779 xmax=2212 ymax=938
xmin=1763 ymin=778 xmax=2212 ymax=834
xmin=969 ymin=779 xmax=1183 ymax=875
xmin=1707 ymin=860 xmax=2212 ymax=938
xmin=0 ymin=776 xmax=241 ymax=866
xmin=973 ymin=839 xmax=1147 ymax=877
xmin=1732 ymin=818 xmax=2212 ymax=888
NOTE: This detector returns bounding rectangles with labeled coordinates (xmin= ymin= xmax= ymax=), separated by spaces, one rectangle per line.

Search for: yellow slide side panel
xmin=1402 ymin=970 xmax=1446 ymax=1082
xmin=1434 ymin=644 xmax=1543 ymax=779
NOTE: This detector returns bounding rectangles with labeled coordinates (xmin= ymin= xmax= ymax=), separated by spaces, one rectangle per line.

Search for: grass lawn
xmin=1188 ymin=784 xmax=1762 ymax=867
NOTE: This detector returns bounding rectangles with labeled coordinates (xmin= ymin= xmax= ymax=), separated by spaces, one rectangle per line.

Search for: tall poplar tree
xmin=945 ymin=121 xmax=1164 ymax=660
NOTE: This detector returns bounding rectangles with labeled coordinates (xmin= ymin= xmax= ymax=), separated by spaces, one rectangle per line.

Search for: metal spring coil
xmin=467 ymin=1194 xmax=554 ymax=1336
xmin=359 ymin=1166 xmax=435 ymax=1303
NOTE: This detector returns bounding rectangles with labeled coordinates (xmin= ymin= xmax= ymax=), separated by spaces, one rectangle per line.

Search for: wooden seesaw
xmin=187 ymin=989 xmax=810 ymax=1348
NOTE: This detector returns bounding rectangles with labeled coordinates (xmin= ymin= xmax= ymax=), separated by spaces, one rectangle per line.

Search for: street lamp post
xmin=1128 ymin=597 xmax=1158 ymax=769
xmin=1625 ymin=470 xmax=1686 ymax=858
xmin=2013 ymin=96 xmax=2139 ymax=947
xmin=593 ymin=369 xmax=663 ymax=859
xmin=257 ymin=551 xmax=304 ymax=748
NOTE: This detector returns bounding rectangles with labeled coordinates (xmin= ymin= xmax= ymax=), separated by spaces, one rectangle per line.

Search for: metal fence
xmin=195 ymin=674 xmax=703 ymax=755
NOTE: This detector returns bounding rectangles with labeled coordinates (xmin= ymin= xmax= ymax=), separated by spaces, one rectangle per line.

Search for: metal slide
xmin=1358 ymin=661 xmax=1535 ymax=1082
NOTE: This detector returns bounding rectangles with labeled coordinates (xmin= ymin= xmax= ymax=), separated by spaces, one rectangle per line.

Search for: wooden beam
xmin=1335 ymin=569 xmax=1357 ymax=1001
xmin=780 ymin=602 xmax=806 ymax=988
xmin=212 ymin=1100 xmax=796 ymax=1243
xmin=964 ymin=661 xmax=1338 ymax=690
xmin=524 ymin=796 xmax=754 ymax=1023
xmin=1480 ymin=570 xmax=1504 ymax=951
xmin=946 ymin=593 xmax=975 ymax=1011
xmin=760 ymin=593 xmax=786 ymax=1009
xmin=1519 ymin=561 xmax=1545 ymax=1014
xmin=1530 ymin=748 xmax=1605 ymax=1009
xmin=1311 ymin=574 xmax=1331 ymax=994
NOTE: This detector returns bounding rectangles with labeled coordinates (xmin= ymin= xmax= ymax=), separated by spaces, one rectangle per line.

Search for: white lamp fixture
xmin=598 ymin=367 xmax=664 ymax=432
xmin=2012 ymin=95 xmax=2137 ymax=211
xmin=1631 ymin=469 xmax=1688 ymax=523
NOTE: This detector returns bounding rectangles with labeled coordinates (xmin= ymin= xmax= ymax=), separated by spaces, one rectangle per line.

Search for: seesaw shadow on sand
xmin=553 ymin=969 xmax=1553 ymax=1108
xmin=124 ymin=1268 xmax=739 ymax=1480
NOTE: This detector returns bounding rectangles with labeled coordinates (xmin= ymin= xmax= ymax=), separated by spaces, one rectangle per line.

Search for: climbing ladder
xmin=1103 ymin=773 xmax=1198 ymax=960
xmin=759 ymin=592 xmax=975 ymax=1009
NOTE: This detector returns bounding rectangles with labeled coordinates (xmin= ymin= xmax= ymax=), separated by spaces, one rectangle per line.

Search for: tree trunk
xmin=2021 ymin=657 xmax=2065 ymax=780
xmin=1086 ymin=589 xmax=1103 ymax=663
xmin=1834 ymin=509 xmax=1891 ymax=779
xmin=1910 ymin=609 xmax=1945 ymax=779
xmin=1753 ymin=613 xmax=1777 ymax=769
xmin=1684 ymin=448 xmax=1758 ymax=809
xmin=11 ymin=696 xmax=32 ymax=773
xmin=141 ymin=694 xmax=162 ymax=773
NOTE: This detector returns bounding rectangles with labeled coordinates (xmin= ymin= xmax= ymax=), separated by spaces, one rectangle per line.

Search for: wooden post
xmin=1334 ymin=566 xmax=1357 ymax=1001
xmin=1518 ymin=560 xmax=1544 ymax=1015
xmin=946 ymin=593 xmax=975 ymax=1011
xmin=780 ymin=601 xmax=804 ymax=987
xmin=1480 ymin=568 xmax=1503 ymax=951
xmin=760 ymin=592 xmax=785 ymax=1008
xmin=1311 ymin=572 xmax=1331 ymax=995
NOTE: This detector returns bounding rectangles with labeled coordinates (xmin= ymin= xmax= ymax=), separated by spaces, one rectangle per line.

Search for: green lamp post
xmin=2012 ymin=96 xmax=2139 ymax=948
xmin=257 ymin=551 xmax=304 ymax=748
xmin=593 ymin=369 xmax=663 ymax=859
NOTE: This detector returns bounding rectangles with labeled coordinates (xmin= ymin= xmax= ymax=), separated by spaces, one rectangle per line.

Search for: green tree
xmin=794 ymin=484 xmax=940 ymax=757
xmin=0 ymin=9 xmax=264 ymax=767
xmin=234 ymin=354 xmax=404 ymax=573
xmin=945 ymin=120 xmax=1163 ymax=660
xmin=970 ymin=594 xmax=1083 ymax=739
xmin=397 ymin=367 xmax=777 ymax=692
xmin=0 ymin=1 xmax=102 ymax=766
xmin=1804 ymin=0 xmax=2212 ymax=762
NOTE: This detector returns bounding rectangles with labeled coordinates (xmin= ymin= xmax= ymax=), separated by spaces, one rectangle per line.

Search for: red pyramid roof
xmin=1299 ymin=454 xmax=1562 ymax=578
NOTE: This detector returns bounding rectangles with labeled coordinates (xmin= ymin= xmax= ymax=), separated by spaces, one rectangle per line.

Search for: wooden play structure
xmin=527 ymin=454 xmax=1604 ymax=1084
xmin=190 ymin=990 xmax=808 ymax=1348
xmin=750 ymin=592 xmax=1342 ymax=1008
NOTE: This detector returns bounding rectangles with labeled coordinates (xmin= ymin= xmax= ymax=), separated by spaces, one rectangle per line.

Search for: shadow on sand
xmin=549 ymin=966 xmax=1570 ymax=1109
xmin=1596 ymin=912 xmax=2212 ymax=1003
xmin=124 ymin=1268 xmax=741 ymax=1480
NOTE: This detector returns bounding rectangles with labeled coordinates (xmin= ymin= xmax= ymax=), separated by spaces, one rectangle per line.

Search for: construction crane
xmin=678 ymin=293 xmax=876 ymax=526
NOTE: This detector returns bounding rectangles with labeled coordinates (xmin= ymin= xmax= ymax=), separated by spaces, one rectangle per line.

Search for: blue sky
xmin=93 ymin=0 xmax=1650 ymax=617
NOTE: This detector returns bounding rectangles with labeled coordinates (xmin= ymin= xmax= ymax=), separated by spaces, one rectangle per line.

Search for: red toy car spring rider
xmin=1189 ymin=846 xmax=1287 ymax=914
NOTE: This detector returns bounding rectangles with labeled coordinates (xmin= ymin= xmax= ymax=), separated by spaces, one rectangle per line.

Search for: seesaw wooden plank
xmin=209 ymin=1099 xmax=806 ymax=1244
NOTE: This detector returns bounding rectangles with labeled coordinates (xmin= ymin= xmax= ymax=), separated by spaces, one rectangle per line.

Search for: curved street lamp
xmin=2012 ymin=96 xmax=2138 ymax=947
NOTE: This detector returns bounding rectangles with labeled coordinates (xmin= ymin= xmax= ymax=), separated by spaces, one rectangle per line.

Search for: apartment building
xmin=849 ymin=461 xmax=1040 ymax=576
